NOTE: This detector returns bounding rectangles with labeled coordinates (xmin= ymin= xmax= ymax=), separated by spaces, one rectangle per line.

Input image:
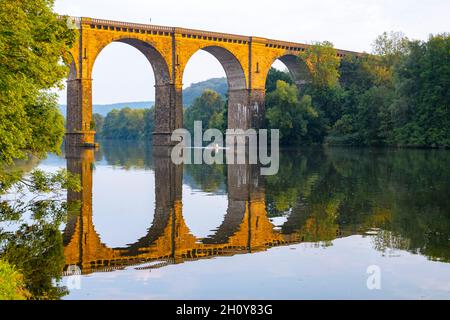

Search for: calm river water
xmin=2 ymin=141 xmax=450 ymax=299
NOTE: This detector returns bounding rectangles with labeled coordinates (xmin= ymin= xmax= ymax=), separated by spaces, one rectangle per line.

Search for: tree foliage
xmin=390 ymin=34 xmax=450 ymax=147
xmin=329 ymin=32 xmax=449 ymax=148
xmin=0 ymin=3 xmax=79 ymax=298
xmin=299 ymin=41 xmax=340 ymax=88
xmin=0 ymin=167 xmax=80 ymax=299
xmin=265 ymin=147 xmax=450 ymax=261
xmin=184 ymin=89 xmax=226 ymax=132
xmin=0 ymin=0 xmax=75 ymax=164
xmin=266 ymin=81 xmax=318 ymax=145
xmin=98 ymin=33 xmax=447 ymax=148
xmin=0 ymin=259 xmax=30 ymax=299
xmin=95 ymin=107 xmax=155 ymax=140
xmin=372 ymin=31 xmax=410 ymax=64
xmin=92 ymin=113 xmax=105 ymax=138
xmin=265 ymin=67 xmax=293 ymax=92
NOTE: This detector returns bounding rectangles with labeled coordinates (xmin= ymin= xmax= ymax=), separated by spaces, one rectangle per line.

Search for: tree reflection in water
xmin=1 ymin=142 xmax=449 ymax=299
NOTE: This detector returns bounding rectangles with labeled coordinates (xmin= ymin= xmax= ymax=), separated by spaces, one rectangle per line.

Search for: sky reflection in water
xmin=30 ymin=142 xmax=450 ymax=299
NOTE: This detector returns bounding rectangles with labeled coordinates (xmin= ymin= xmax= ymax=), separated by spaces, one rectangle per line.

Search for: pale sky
xmin=54 ymin=0 xmax=450 ymax=105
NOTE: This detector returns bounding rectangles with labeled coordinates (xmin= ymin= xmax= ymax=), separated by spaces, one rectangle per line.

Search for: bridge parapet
xmin=174 ymin=27 xmax=250 ymax=44
xmin=81 ymin=17 xmax=174 ymax=34
xmin=61 ymin=16 xmax=362 ymax=57
xmin=257 ymin=37 xmax=363 ymax=57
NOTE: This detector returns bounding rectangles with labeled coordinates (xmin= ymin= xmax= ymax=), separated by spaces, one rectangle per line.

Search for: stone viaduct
xmin=64 ymin=17 xmax=360 ymax=147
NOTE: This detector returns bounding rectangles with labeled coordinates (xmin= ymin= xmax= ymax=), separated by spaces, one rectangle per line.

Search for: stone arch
xmin=265 ymin=54 xmax=312 ymax=89
xmin=201 ymin=46 xmax=247 ymax=90
xmin=90 ymin=37 xmax=171 ymax=86
xmin=181 ymin=45 xmax=250 ymax=130
xmin=66 ymin=33 xmax=179 ymax=146
xmin=181 ymin=45 xmax=248 ymax=90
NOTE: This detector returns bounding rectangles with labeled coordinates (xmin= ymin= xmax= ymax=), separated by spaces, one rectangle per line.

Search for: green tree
xmin=92 ymin=113 xmax=105 ymax=138
xmin=184 ymin=89 xmax=226 ymax=132
xmin=0 ymin=0 xmax=75 ymax=164
xmin=99 ymin=107 xmax=155 ymax=141
xmin=0 ymin=260 xmax=30 ymax=299
xmin=208 ymin=110 xmax=227 ymax=132
xmin=1 ymin=168 xmax=80 ymax=299
xmin=297 ymin=41 xmax=343 ymax=143
xmin=372 ymin=31 xmax=410 ymax=66
xmin=101 ymin=108 xmax=143 ymax=140
xmin=355 ymin=86 xmax=395 ymax=145
xmin=265 ymin=67 xmax=293 ymax=93
xmin=339 ymin=54 xmax=379 ymax=92
xmin=118 ymin=108 xmax=146 ymax=140
xmin=390 ymin=34 xmax=450 ymax=147
xmin=101 ymin=109 xmax=120 ymax=139
xmin=143 ymin=107 xmax=155 ymax=139
xmin=328 ymin=33 xmax=406 ymax=146
xmin=266 ymin=81 xmax=318 ymax=145
xmin=299 ymin=41 xmax=340 ymax=88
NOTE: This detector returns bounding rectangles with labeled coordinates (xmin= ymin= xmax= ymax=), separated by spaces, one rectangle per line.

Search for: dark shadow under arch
xmin=199 ymin=46 xmax=247 ymax=90
xmin=269 ymin=54 xmax=312 ymax=89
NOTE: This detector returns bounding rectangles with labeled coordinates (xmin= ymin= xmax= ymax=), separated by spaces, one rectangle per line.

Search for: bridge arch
xmin=181 ymin=45 xmax=251 ymax=130
xmin=66 ymin=32 xmax=180 ymax=146
xmin=90 ymin=37 xmax=171 ymax=86
xmin=264 ymin=54 xmax=312 ymax=90
xmin=180 ymin=45 xmax=247 ymax=91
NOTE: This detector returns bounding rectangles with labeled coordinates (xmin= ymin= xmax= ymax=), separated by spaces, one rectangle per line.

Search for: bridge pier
xmin=66 ymin=80 xmax=183 ymax=147
xmin=66 ymin=78 xmax=96 ymax=147
xmin=228 ymin=89 xmax=265 ymax=131
xmin=153 ymin=84 xmax=183 ymax=146
xmin=64 ymin=146 xmax=96 ymax=269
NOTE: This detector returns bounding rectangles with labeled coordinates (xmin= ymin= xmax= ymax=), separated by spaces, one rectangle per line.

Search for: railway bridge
xmin=64 ymin=17 xmax=360 ymax=146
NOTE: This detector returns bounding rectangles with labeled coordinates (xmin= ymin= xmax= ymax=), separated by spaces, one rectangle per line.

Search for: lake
xmin=2 ymin=141 xmax=450 ymax=299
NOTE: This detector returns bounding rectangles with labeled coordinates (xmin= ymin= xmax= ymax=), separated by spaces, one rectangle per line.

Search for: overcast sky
xmin=54 ymin=0 xmax=450 ymax=105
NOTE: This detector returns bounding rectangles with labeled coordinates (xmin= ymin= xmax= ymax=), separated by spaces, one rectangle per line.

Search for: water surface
xmin=3 ymin=141 xmax=450 ymax=299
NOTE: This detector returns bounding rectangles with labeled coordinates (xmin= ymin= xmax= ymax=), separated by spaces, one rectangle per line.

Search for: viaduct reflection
xmin=62 ymin=147 xmax=320 ymax=275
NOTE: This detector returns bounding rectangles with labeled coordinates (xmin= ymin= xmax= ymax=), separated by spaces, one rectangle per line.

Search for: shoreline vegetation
xmin=0 ymin=0 xmax=78 ymax=299
xmin=92 ymin=33 xmax=449 ymax=149
xmin=0 ymin=260 xmax=30 ymax=300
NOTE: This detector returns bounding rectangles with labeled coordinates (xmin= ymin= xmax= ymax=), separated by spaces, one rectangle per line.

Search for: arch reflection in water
xmin=63 ymin=145 xmax=450 ymax=278
xmin=62 ymin=146 xmax=312 ymax=275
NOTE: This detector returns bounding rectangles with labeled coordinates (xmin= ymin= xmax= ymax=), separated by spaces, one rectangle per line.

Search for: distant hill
xmin=183 ymin=77 xmax=228 ymax=106
xmin=59 ymin=101 xmax=154 ymax=118
xmin=59 ymin=77 xmax=228 ymax=117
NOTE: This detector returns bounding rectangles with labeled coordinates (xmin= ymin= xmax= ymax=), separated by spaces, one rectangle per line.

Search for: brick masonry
xmin=65 ymin=17 xmax=361 ymax=146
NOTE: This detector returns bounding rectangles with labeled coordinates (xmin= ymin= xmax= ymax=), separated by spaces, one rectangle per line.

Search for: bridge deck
xmin=63 ymin=16 xmax=363 ymax=57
